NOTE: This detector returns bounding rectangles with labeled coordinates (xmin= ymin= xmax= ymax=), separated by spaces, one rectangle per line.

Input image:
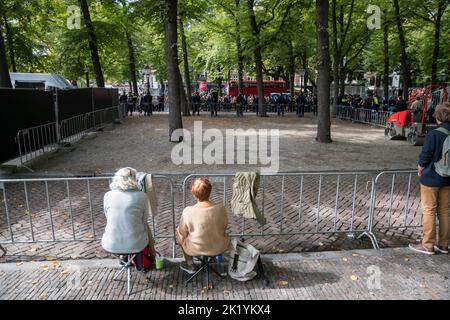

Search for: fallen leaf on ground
xmin=46 ymin=257 xmax=55 ymax=261
xmin=31 ymin=280 xmax=39 ymax=285
xmin=61 ymin=270 xmax=70 ymax=276
xmin=404 ymin=258 xmax=409 ymax=262
xmin=39 ymin=264 xmax=49 ymax=271
xmin=352 ymin=253 xmax=360 ymax=257
xmin=51 ymin=262 xmax=61 ymax=268
xmin=342 ymin=258 xmax=348 ymax=262
xmin=16 ymin=262 xmax=23 ymax=266
xmin=350 ymin=275 xmax=358 ymax=281
xmin=30 ymin=246 xmax=40 ymax=252
xmin=419 ymin=284 xmax=427 ymax=288
xmin=278 ymin=280 xmax=289 ymax=286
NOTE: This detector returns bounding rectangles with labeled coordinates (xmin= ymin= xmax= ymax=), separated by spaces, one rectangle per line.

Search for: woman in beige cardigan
xmin=176 ymin=178 xmax=230 ymax=274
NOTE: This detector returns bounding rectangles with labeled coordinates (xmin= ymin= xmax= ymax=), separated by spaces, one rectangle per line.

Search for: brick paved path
xmin=0 ymin=248 xmax=448 ymax=300
xmin=0 ymin=173 xmax=422 ymax=262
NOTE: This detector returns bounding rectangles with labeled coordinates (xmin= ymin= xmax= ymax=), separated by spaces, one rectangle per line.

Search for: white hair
xmin=110 ymin=167 xmax=139 ymax=191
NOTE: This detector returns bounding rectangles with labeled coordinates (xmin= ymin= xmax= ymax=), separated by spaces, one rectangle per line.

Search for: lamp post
xmin=299 ymin=69 xmax=306 ymax=92
xmin=143 ymin=64 xmax=151 ymax=94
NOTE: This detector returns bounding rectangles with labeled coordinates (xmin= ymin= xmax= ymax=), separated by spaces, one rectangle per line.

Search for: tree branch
xmin=340 ymin=0 xmax=355 ymax=52
xmin=215 ymin=1 xmax=236 ymax=18
xmin=257 ymin=0 xmax=280 ymax=30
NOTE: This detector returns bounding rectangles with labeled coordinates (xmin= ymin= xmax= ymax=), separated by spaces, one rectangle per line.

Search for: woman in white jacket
xmin=102 ymin=167 xmax=155 ymax=255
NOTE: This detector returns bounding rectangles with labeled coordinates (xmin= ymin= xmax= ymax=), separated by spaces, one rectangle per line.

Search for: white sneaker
xmin=434 ymin=245 xmax=449 ymax=254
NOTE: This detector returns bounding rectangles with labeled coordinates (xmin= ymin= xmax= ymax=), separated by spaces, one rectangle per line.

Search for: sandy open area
xmin=27 ymin=112 xmax=419 ymax=175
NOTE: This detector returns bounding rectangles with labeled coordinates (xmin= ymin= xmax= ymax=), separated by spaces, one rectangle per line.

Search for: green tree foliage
xmin=0 ymin=0 xmax=447 ymax=92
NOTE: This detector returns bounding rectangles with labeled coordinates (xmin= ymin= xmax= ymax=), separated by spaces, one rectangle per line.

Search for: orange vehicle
xmin=385 ymin=85 xmax=449 ymax=146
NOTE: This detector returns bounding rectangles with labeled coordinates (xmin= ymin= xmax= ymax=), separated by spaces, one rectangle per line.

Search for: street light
xmin=299 ymin=69 xmax=306 ymax=91
xmin=143 ymin=64 xmax=151 ymax=94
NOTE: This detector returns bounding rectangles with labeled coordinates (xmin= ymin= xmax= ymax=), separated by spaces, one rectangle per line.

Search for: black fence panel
xmin=92 ymin=88 xmax=118 ymax=110
xmin=57 ymin=89 xmax=93 ymax=121
xmin=0 ymin=89 xmax=54 ymax=163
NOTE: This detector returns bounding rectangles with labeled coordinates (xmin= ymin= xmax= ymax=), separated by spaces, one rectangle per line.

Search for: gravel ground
xmin=27 ymin=112 xmax=420 ymax=175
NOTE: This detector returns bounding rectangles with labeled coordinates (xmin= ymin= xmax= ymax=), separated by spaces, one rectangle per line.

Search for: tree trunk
xmin=3 ymin=15 xmax=16 ymax=72
xmin=331 ymin=0 xmax=339 ymax=116
xmin=164 ymin=0 xmax=183 ymax=142
xmin=247 ymin=0 xmax=266 ymax=117
xmin=217 ymin=76 xmax=223 ymax=97
xmin=160 ymin=79 xmax=165 ymax=95
xmin=288 ymin=40 xmax=295 ymax=97
xmin=79 ymin=0 xmax=105 ymax=88
xmin=179 ymin=18 xmax=191 ymax=115
xmin=316 ymin=0 xmax=332 ymax=143
xmin=85 ymin=70 xmax=90 ymax=87
xmin=339 ymin=63 xmax=345 ymax=97
xmin=126 ymin=31 xmax=138 ymax=95
xmin=431 ymin=0 xmax=446 ymax=85
xmin=178 ymin=70 xmax=189 ymax=116
xmin=392 ymin=0 xmax=410 ymax=100
xmin=383 ymin=12 xmax=389 ymax=102
xmin=0 ymin=26 xmax=12 ymax=88
xmin=235 ymin=0 xmax=244 ymax=95
xmin=304 ymin=69 xmax=309 ymax=91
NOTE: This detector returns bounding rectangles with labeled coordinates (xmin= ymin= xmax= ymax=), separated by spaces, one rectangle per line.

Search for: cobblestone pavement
xmin=0 ymin=248 xmax=448 ymax=300
xmin=0 ymin=173 xmax=422 ymax=262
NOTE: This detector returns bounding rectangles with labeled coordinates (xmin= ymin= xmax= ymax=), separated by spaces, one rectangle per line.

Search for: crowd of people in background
xmin=191 ymin=90 xmax=318 ymax=118
xmin=337 ymin=92 xmax=409 ymax=114
xmin=119 ymin=91 xmax=167 ymax=117
xmin=336 ymin=87 xmax=430 ymax=114
xmin=118 ymin=89 xmax=319 ymax=118
xmin=120 ymin=87 xmax=431 ymax=119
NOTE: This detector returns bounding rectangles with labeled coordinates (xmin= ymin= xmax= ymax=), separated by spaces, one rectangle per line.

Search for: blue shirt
xmin=418 ymin=121 xmax=450 ymax=187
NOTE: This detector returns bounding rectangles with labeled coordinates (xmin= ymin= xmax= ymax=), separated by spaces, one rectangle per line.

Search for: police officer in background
xmin=236 ymin=94 xmax=245 ymax=117
xmin=277 ymin=94 xmax=286 ymax=117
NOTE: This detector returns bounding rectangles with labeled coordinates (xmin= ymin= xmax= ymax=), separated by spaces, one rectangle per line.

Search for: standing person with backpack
xmin=410 ymin=102 xmax=450 ymax=255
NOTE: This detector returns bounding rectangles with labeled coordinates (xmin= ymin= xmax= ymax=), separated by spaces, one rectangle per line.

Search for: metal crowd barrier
xmin=182 ymin=172 xmax=379 ymax=249
xmin=369 ymin=170 xmax=421 ymax=234
xmin=118 ymin=103 xmax=127 ymax=119
xmin=0 ymin=175 xmax=177 ymax=258
xmin=1 ymin=170 xmax=426 ymax=255
xmin=16 ymin=122 xmax=59 ymax=166
xmin=17 ymin=106 xmax=123 ymax=165
xmin=428 ymin=87 xmax=449 ymax=108
xmin=187 ymin=102 xmax=316 ymax=115
xmin=337 ymin=106 xmax=390 ymax=127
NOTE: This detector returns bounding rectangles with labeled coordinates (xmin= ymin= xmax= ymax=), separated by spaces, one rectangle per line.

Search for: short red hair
xmin=191 ymin=178 xmax=212 ymax=202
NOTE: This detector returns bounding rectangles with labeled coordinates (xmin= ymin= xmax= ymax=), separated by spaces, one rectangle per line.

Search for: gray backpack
xmin=434 ymin=127 xmax=450 ymax=177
